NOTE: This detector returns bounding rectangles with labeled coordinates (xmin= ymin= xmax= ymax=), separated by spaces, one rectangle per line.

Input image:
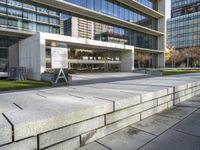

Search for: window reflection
xmin=65 ymin=0 xmax=158 ymax=30
xmin=46 ymin=41 xmax=121 ymax=73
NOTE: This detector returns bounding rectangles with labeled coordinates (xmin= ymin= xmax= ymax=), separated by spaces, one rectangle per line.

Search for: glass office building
xmin=0 ymin=0 xmax=165 ymax=72
xmin=0 ymin=0 xmax=60 ymax=71
xmin=167 ymin=0 xmax=200 ymax=49
xmin=171 ymin=0 xmax=200 ymax=9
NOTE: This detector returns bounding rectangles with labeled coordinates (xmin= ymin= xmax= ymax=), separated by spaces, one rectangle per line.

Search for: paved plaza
xmin=78 ymin=96 xmax=200 ymax=150
xmin=1 ymin=73 xmax=200 ymax=149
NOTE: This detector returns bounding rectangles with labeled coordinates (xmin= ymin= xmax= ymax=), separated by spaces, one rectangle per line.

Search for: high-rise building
xmin=0 ymin=0 xmax=166 ymax=79
xmin=167 ymin=0 xmax=200 ymax=49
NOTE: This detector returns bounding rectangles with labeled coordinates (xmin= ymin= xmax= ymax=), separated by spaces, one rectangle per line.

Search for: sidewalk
xmin=78 ymin=96 xmax=200 ymax=150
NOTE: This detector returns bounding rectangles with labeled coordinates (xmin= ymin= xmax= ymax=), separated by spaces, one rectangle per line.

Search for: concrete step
xmin=69 ymin=72 xmax=152 ymax=86
xmin=0 ymin=73 xmax=200 ymax=149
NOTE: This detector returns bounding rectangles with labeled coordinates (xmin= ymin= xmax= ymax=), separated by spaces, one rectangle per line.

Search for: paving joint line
xmin=13 ymin=103 xmax=23 ymax=110
xmin=2 ymin=113 xmax=15 ymax=142
xmin=95 ymin=141 xmax=112 ymax=150
xmin=172 ymin=128 xmax=200 ymax=138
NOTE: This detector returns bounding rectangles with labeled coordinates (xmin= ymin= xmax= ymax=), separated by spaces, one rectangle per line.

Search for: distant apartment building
xmin=64 ymin=17 xmax=94 ymax=39
xmin=167 ymin=0 xmax=200 ymax=49
xmin=63 ymin=17 xmax=127 ymax=45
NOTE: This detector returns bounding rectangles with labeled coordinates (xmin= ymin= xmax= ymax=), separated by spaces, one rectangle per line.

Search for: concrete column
xmin=157 ymin=0 xmax=166 ymax=68
xmin=120 ymin=50 xmax=134 ymax=72
xmin=158 ymin=53 xmax=165 ymax=68
xmin=158 ymin=0 xmax=165 ymax=15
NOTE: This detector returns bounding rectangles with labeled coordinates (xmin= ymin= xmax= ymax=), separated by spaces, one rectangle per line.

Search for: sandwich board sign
xmin=51 ymin=47 xmax=68 ymax=84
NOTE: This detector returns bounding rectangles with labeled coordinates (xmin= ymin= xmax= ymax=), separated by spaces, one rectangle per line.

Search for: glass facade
xmin=167 ymin=11 xmax=200 ymax=49
xmin=168 ymin=0 xmax=200 ymax=49
xmin=0 ymin=0 xmax=60 ymax=33
xmin=65 ymin=0 xmax=158 ymax=30
xmin=0 ymin=0 xmax=161 ymax=71
xmin=172 ymin=0 xmax=200 ymax=17
xmin=62 ymin=15 xmax=158 ymax=50
xmin=0 ymin=0 xmax=60 ymax=70
xmin=137 ymin=0 xmax=158 ymax=10
xmin=46 ymin=40 xmax=121 ymax=73
xmin=172 ymin=0 xmax=200 ymax=9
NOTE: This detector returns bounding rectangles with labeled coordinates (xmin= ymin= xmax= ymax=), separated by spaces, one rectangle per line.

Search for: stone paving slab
xmin=97 ymin=127 xmax=155 ymax=150
xmin=86 ymin=83 xmax=169 ymax=91
xmin=85 ymin=84 xmax=168 ymax=102
xmin=159 ymin=106 xmax=197 ymax=120
xmin=70 ymin=73 xmax=150 ymax=85
xmin=106 ymin=100 xmax=157 ymax=124
xmin=177 ymin=96 xmax=200 ymax=108
xmin=0 ymin=115 xmax=12 ymax=146
xmin=131 ymin=115 xmax=179 ymax=136
xmin=139 ymin=130 xmax=200 ymax=150
xmin=43 ymin=86 xmax=141 ymax=110
xmin=81 ymin=114 xmax=141 ymax=145
xmin=3 ymin=95 xmax=113 ymax=141
xmin=43 ymin=136 xmax=80 ymax=150
xmin=80 ymin=95 xmax=200 ymax=150
xmin=112 ymin=78 xmax=199 ymax=92
xmin=77 ymin=142 xmax=110 ymax=150
xmin=173 ymin=110 xmax=200 ymax=137
xmin=0 ymin=102 xmax=19 ymax=114
xmin=72 ymin=72 xmax=149 ymax=80
xmin=0 ymin=137 xmax=37 ymax=150
xmin=39 ymin=116 xmax=104 ymax=149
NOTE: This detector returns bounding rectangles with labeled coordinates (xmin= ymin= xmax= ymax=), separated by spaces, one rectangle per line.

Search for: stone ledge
xmin=0 ymin=115 xmax=12 ymax=146
xmin=39 ymin=116 xmax=104 ymax=149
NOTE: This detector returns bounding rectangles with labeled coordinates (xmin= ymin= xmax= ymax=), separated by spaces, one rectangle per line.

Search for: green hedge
xmin=161 ymin=70 xmax=200 ymax=76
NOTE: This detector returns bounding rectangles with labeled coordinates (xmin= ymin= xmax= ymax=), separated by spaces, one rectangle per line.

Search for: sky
xmin=166 ymin=0 xmax=171 ymax=19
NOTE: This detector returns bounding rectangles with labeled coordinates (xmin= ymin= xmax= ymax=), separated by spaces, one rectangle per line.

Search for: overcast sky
xmin=166 ymin=0 xmax=171 ymax=19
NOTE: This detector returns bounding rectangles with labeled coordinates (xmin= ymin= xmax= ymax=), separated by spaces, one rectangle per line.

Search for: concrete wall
xmin=1 ymin=75 xmax=200 ymax=149
xmin=8 ymin=43 xmax=19 ymax=67
xmin=18 ymin=34 xmax=42 ymax=80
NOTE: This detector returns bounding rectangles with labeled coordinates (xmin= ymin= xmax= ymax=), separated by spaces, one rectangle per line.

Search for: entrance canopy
xmin=40 ymin=33 xmax=134 ymax=52
xmin=9 ymin=33 xmax=134 ymax=80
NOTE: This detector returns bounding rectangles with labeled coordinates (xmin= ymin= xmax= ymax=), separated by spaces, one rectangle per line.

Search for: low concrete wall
xmin=1 ymin=78 xmax=200 ymax=150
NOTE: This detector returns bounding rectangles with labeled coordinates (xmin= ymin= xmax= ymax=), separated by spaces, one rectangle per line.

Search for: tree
xmin=181 ymin=47 xmax=200 ymax=68
xmin=165 ymin=47 xmax=182 ymax=68
xmin=165 ymin=47 xmax=174 ymax=62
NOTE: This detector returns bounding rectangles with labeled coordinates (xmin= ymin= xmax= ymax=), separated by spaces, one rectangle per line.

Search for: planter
xmin=41 ymin=69 xmax=71 ymax=84
xmin=41 ymin=73 xmax=55 ymax=83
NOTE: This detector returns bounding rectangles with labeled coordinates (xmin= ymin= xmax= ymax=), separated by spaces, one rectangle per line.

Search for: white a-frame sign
xmin=55 ymin=68 xmax=68 ymax=84
xmin=51 ymin=47 xmax=68 ymax=84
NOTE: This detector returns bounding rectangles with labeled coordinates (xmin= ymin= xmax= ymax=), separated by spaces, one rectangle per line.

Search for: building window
xmin=7 ymin=7 xmax=22 ymax=17
xmin=197 ymin=6 xmax=200 ymax=11
xmin=7 ymin=0 xmax=22 ymax=8
xmin=37 ymin=5 xmax=48 ymax=14
xmin=0 ymin=17 xmax=7 ymax=26
xmin=23 ymin=11 xmax=36 ymax=21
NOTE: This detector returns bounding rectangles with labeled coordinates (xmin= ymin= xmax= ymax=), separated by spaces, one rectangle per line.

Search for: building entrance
xmin=45 ymin=41 xmax=122 ymax=73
